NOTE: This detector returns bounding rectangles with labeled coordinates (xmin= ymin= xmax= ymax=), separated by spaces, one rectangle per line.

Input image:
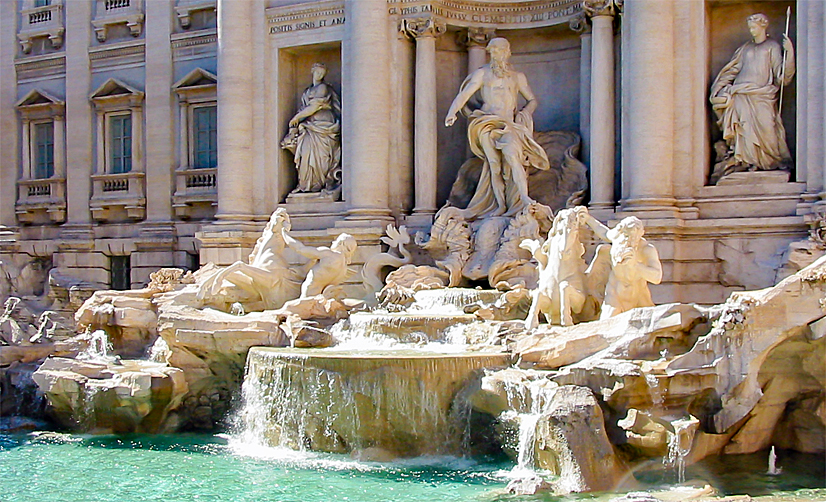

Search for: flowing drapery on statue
xmin=282 ymin=63 xmax=342 ymax=194
xmin=463 ymin=108 xmax=550 ymax=219
xmin=445 ymin=37 xmax=550 ymax=221
xmin=709 ymin=13 xmax=795 ymax=183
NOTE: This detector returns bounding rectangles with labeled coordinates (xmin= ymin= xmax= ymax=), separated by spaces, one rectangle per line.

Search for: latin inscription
xmin=388 ymin=2 xmax=580 ymax=25
xmin=269 ymin=16 xmax=345 ymax=34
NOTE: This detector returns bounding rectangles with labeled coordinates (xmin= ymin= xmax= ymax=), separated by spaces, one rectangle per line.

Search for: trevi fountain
xmin=1 ymin=2 xmax=824 ymax=501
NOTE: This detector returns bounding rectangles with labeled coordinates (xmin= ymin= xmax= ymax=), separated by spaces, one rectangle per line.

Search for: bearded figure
xmin=582 ymin=215 xmax=663 ymax=319
xmin=444 ymin=37 xmax=550 ymax=220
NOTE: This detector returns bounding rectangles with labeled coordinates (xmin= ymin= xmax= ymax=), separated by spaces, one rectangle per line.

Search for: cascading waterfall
xmin=77 ymin=329 xmax=117 ymax=364
xmin=410 ymin=288 xmax=504 ymax=315
xmin=645 ymin=372 xmax=663 ymax=409
xmin=235 ymin=348 xmax=510 ymax=458
xmin=664 ymin=417 xmax=697 ymax=483
xmin=494 ymin=374 xmax=559 ymax=473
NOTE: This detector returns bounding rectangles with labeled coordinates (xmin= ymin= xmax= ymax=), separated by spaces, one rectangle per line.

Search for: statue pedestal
xmin=285 ymin=191 xmax=339 ymax=205
xmin=695 ymin=171 xmax=805 ymax=219
xmin=716 ymin=170 xmax=790 ymax=186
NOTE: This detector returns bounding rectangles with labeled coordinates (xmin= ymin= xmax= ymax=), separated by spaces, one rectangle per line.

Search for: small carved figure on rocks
xmin=281 ymin=63 xmax=342 ymax=195
xmin=282 ymin=231 xmax=357 ymax=299
xmin=196 ymin=209 xmax=300 ymax=311
xmin=582 ymin=214 xmax=662 ymax=319
xmin=444 ymin=37 xmax=550 ymax=220
xmin=521 ymin=207 xmax=588 ymax=329
xmin=709 ymin=13 xmax=795 ymax=184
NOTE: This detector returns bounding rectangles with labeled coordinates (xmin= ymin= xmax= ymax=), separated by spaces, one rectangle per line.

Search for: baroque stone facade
xmin=1 ymin=0 xmax=824 ymax=304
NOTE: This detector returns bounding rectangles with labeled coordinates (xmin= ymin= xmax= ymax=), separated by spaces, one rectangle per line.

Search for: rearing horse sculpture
xmin=520 ymin=207 xmax=588 ymax=329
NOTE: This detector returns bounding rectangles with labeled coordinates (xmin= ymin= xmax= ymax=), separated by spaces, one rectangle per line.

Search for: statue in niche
xmin=444 ymin=37 xmax=551 ymax=221
xmin=709 ymin=13 xmax=795 ymax=184
xmin=281 ymin=63 xmax=342 ymax=197
xmin=415 ymin=36 xmax=587 ymax=289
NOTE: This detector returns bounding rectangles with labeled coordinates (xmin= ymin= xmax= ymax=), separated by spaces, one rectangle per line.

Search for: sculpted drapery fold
xmin=709 ymin=13 xmax=795 ymax=182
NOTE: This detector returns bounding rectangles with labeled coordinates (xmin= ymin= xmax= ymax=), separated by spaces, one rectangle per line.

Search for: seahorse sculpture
xmin=361 ymin=224 xmax=413 ymax=298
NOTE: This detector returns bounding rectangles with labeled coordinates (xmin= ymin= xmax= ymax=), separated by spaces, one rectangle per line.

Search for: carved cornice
xmin=568 ymin=11 xmax=591 ymax=34
xmin=266 ymin=0 xmax=345 ymax=35
xmin=15 ymin=54 xmax=66 ymax=83
xmin=400 ymin=17 xmax=446 ymax=39
xmin=388 ymin=0 xmax=583 ymax=30
xmin=171 ymin=30 xmax=217 ymax=49
xmin=461 ymin=26 xmax=496 ymax=47
xmin=582 ymin=0 xmax=621 ymax=18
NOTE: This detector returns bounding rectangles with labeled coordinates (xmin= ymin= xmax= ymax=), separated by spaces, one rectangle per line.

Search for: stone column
xmin=21 ymin=120 xmax=31 ymax=179
xmin=215 ymin=0 xmax=254 ymax=222
xmin=95 ymin=111 xmax=105 ymax=174
xmin=583 ymin=0 xmax=618 ymax=213
xmin=64 ymin=0 xmax=94 ymax=227
xmin=460 ymin=27 xmax=494 ymax=160
xmin=178 ymin=100 xmax=189 ymax=168
xmin=53 ymin=115 xmax=66 ymax=179
xmin=143 ymin=0 xmax=174 ymax=222
xmin=0 ymin=0 xmax=17 ymax=227
xmin=464 ymin=27 xmax=495 ymax=72
xmin=402 ymin=17 xmax=446 ymax=222
xmin=131 ymin=104 xmax=144 ymax=172
xmin=570 ymin=14 xmax=592 ymax=173
xmin=341 ymin=0 xmax=392 ymax=222
xmin=620 ymin=0 xmax=677 ymax=216
xmin=816 ymin=3 xmax=826 ymax=204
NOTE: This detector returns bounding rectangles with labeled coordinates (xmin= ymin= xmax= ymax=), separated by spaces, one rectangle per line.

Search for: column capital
xmin=460 ymin=27 xmax=496 ymax=48
xmin=582 ymin=0 xmax=622 ymax=18
xmin=400 ymin=17 xmax=446 ymax=40
xmin=569 ymin=12 xmax=591 ymax=34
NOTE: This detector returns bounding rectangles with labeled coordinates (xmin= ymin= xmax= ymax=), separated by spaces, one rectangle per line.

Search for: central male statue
xmin=445 ymin=37 xmax=550 ymax=221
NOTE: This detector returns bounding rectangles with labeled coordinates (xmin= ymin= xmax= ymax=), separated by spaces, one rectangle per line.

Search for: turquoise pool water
xmin=1 ymin=432 xmax=824 ymax=502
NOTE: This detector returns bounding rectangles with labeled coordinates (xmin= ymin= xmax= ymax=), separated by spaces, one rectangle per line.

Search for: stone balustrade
xmin=90 ymin=171 xmax=146 ymax=221
xmin=17 ymin=1 xmax=65 ymax=53
xmin=15 ymin=177 xmax=67 ymax=224
xmin=173 ymin=168 xmax=218 ymax=219
xmin=92 ymin=0 xmax=144 ymax=41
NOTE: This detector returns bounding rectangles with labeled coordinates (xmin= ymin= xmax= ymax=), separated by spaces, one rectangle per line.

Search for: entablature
xmin=387 ymin=0 xmax=584 ymax=30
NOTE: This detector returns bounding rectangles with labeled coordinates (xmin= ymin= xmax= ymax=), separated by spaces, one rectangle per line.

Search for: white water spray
xmin=767 ymin=445 xmax=782 ymax=476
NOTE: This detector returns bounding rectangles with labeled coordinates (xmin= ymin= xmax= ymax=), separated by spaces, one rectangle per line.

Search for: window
xmin=109 ymin=114 xmax=132 ymax=174
xmin=34 ymin=122 xmax=54 ymax=179
xmin=34 ymin=0 xmax=51 ymax=7
xmin=110 ymin=255 xmax=131 ymax=290
xmin=193 ymin=105 xmax=217 ymax=169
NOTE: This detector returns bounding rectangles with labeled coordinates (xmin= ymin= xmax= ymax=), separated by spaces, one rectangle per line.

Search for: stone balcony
xmin=172 ymin=167 xmax=217 ymax=219
xmin=90 ymin=172 xmax=146 ymax=221
xmin=92 ymin=0 xmax=144 ymax=42
xmin=18 ymin=2 xmax=65 ymax=53
xmin=16 ymin=177 xmax=67 ymax=225
xmin=175 ymin=0 xmax=216 ymax=29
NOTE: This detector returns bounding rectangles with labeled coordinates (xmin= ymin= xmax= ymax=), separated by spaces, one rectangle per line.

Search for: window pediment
xmin=173 ymin=68 xmax=217 ymax=100
xmin=91 ymin=78 xmax=144 ymax=108
xmin=16 ymin=89 xmax=64 ymax=118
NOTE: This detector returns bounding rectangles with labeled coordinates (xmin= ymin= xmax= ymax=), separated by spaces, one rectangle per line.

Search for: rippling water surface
xmin=0 ymin=433 xmax=823 ymax=502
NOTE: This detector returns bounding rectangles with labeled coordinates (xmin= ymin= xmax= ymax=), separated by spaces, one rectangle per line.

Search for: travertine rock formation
xmin=32 ymin=357 xmax=187 ymax=433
